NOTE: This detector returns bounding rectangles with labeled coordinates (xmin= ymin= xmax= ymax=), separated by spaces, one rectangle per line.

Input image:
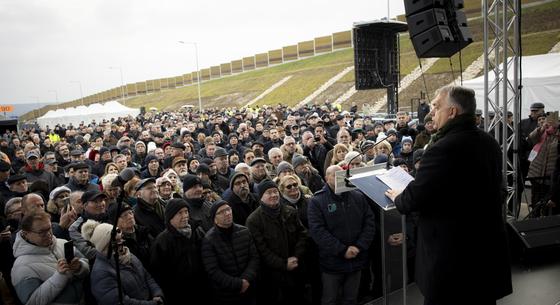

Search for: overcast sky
xmin=0 ymin=0 xmax=404 ymax=105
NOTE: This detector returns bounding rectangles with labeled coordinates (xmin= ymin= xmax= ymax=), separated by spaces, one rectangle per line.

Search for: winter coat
xmin=528 ymin=127 xmax=558 ymax=183
xmin=11 ymin=232 xmax=89 ymax=305
xmin=150 ymin=225 xmax=207 ymax=305
xmin=133 ymin=198 xmax=166 ymax=239
xmin=394 ymin=119 xmax=512 ymax=303
xmin=64 ymin=176 xmax=98 ymax=192
xmin=201 ymin=224 xmax=259 ymax=305
xmin=91 ymin=251 xmax=163 ymax=305
xmin=280 ymin=193 xmax=310 ymax=228
xmin=246 ymin=204 xmax=307 ymax=286
xmin=184 ymin=197 xmax=214 ymax=232
xmin=222 ymin=192 xmax=259 ymax=226
xmin=308 ymin=185 xmax=375 ymax=274
xmin=23 ymin=165 xmax=57 ymax=191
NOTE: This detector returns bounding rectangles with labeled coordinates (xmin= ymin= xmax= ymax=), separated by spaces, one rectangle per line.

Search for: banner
xmin=183 ymin=74 xmax=192 ymax=85
xmin=268 ymin=49 xmax=283 ymax=65
xmin=220 ymin=63 xmax=232 ymax=75
xmin=201 ymin=68 xmax=211 ymax=81
xmin=255 ymin=53 xmax=268 ymax=68
xmin=231 ymin=60 xmax=243 ymax=73
xmin=243 ymin=56 xmax=255 ymax=70
xmin=298 ymin=40 xmax=314 ymax=57
xmin=283 ymin=45 xmax=298 ymax=61
xmin=136 ymin=82 xmax=147 ymax=94
xmin=315 ymin=35 xmax=333 ymax=53
xmin=333 ymin=30 xmax=352 ymax=49
xmin=210 ymin=66 xmax=221 ymax=79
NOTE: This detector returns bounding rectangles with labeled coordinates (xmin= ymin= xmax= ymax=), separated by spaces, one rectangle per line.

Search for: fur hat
xmin=81 ymin=220 xmax=113 ymax=255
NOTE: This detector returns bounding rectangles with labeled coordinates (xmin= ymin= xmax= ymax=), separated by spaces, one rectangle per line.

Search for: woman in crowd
xmin=330 ymin=144 xmax=349 ymax=167
xmin=82 ymin=220 xmax=164 ymax=305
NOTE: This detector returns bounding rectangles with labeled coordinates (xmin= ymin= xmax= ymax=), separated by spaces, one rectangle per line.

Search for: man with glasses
xmin=11 ymin=211 xmax=89 ymax=305
xmin=246 ymin=180 xmax=307 ymax=304
xmin=133 ymin=178 xmax=166 ymax=239
xmin=223 ymin=172 xmax=259 ymax=226
xmin=202 ymin=200 xmax=259 ymax=305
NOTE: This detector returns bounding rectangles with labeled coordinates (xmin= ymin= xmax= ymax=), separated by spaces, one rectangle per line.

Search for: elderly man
xmin=385 ymin=86 xmax=512 ymax=305
xmin=6 ymin=175 xmax=29 ymax=200
xmin=133 ymin=178 xmax=166 ymax=239
xmin=246 ymin=180 xmax=307 ymax=304
xmin=182 ymin=174 xmax=214 ymax=232
xmin=308 ymin=165 xmax=375 ymax=305
xmin=11 ymin=212 xmax=89 ymax=305
xmin=172 ymin=157 xmax=189 ymax=180
xmin=151 ymin=199 xmax=207 ymax=305
xmin=266 ymin=148 xmax=283 ymax=179
xmin=202 ymin=200 xmax=260 ymax=305
xmin=250 ymin=158 xmax=270 ymax=191
xmin=64 ymin=162 xmax=98 ymax=192
xmin=22 ymin=150 xmax=57 ymax=191
xmin=223 ymin=172 xmax=259 ymax=226
xmin=68 ymin=190 xmax=109 ymax=261
xmin=214 ymin=148 xmax=232 ymax=180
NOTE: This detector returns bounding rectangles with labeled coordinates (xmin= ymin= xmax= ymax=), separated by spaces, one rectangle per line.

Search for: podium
xmin=335 ymin=164 xmax=414 ymax=305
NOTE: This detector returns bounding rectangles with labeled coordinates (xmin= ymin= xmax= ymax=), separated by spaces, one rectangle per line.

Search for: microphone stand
xmin=107 ymin=195 xmax=124 ymax=305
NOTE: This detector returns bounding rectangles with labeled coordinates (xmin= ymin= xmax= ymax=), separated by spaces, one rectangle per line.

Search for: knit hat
xmin=99 ymin=147 xmax=110 ymax=156
xmin=182 ymin=174 xmax=202 ymax=193
xmin=165 ymin=198 xmax=189 ymax=225
xmin=81 ymin=220 xmax=113 ymax=255
xmin=291 ymin=154 xmax=308 ymax=169
xmin=276 ymin=161 xmax=294 ymax=175
xmin=107 ymin=203 xmax=132 ymax=225
xmin=209 ymin=199 xmax=229 ymax=221
xmin=156 ymin=176 xmax=172 ymax=187
xmin=229 ymin=172 xmax=249 ymax=190
xmin=196 ymin=163 xmax=210 ymax=175
xmin=49 ymin=186 xmax=71 ymax=200
xmin=386 ymin=128 xmax=397 ymax=137
xmin=135 ymin=141 xmax=146 ymax=148
xmin=257 ymin=179 xmax=278 ymax=200
xmin=374 ymin=154 xmax=389 ymax=164
xmin=214 ymin=148 xmax=228 ymax=159
xmin=401 ymin=136 xmax=413 ymax=144
xmin=413 ymin=149 xmax=425 ymax=164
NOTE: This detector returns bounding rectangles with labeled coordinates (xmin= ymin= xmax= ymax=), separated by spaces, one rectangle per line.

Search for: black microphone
xmin=344 ymin=137 xmax=390 ymax=187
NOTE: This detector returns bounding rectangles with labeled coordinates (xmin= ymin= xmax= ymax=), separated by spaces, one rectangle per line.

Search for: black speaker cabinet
xmin=508 ymin=215 xmax=560 ymax=249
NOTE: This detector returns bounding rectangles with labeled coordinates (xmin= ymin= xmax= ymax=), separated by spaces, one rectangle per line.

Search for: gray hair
xmin=4 ymin=197 xmax=22 ymax=215
xmin=437 ymin=85 xmax=476 ymax=116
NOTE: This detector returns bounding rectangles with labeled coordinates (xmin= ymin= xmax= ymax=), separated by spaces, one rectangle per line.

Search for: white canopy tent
xmin=463 ymin=53 xmax=560 ymax=119
xmin=37 ymin=101 xmax=140 ymax=128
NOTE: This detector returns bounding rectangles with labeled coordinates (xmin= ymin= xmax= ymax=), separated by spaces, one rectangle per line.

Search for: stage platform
xmin=366 ymin=257 xmax=560 ymax=305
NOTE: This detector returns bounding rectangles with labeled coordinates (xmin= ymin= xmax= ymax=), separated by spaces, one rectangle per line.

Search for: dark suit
xmin=395 ymin=119 xmax=512 ymax=304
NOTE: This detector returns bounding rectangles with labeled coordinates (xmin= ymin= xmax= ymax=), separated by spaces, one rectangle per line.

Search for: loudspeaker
xmin=405 ymin=0 xmax=472 ymax=58
xmin=353 ymin=21 xmax=408 ymax=90
xmin=508 ymin=215 xmax=560 ymax=249
xmin=140 ymin=106 xmax=146 ymax=114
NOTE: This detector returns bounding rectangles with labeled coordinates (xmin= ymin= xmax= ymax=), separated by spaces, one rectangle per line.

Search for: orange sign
xmin=0 ymin=105 xmax=14 ymax=112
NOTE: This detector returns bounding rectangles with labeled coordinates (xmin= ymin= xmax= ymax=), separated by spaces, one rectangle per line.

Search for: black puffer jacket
xmin=201 ymin=224 xmax=259 ymax=305
xmin=222 ymin=192 xmax=259 ymax=226
xmin=150 ymin=223 xmax=207 ymax=305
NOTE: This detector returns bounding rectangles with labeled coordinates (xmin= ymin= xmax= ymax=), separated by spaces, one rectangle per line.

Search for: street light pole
xmin=178 ymin=41 xmax=202 ymax=112
xmin=109 ymin=66 xmax=126 ymax=106
xmin=70 ymin=81 xmax=84 ymax=105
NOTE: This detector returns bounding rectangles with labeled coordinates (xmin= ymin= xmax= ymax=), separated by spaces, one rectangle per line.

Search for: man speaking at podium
xmin=385 ymin=86 xmax=512 ymax=305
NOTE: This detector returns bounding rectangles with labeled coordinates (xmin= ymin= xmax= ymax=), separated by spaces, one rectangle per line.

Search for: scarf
xmin=282 ymin=192 xmax=301 ymax=205
xmin=260 ymin=202 xmax=281 ymax=218
xmin=177 ymin=223 xmax=193 ymax=239
xmin=426 ymin=114 xmax=476 ymax=149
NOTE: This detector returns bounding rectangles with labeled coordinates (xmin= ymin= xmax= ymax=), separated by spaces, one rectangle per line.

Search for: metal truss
xmin=483 ymin=0 xmax=521 ymax=218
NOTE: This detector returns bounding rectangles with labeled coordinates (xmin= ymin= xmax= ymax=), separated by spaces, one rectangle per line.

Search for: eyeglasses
xmin=28 ymin=227 xmax=52 ymax=237
xmin=285 ymin=183 xmax=298 ymax=190
xmin=215 ymin=206 xmax=232 ymax=216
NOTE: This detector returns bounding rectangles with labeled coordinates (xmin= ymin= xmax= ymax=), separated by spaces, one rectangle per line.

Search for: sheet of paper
xmin=376 ymin=166 xmax=414 ymax=190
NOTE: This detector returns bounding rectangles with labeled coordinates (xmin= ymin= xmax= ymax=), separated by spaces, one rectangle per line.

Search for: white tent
xmin=37 ymin=101 xmax=140 ymax=128
xmin=463 ymin=53 xmax=560 ymax=119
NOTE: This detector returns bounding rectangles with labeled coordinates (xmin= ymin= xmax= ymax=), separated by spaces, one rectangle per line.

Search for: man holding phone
xmin=11 ymin=211 xmax=89 ymax=305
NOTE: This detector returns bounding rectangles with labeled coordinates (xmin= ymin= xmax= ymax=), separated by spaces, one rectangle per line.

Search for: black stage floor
xmin=367 ymin=257 xmax=560 ymax=305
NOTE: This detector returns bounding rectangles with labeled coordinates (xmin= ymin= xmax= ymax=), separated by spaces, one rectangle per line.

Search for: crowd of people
xmin=0 ymin=95 xmax=557 ymax=305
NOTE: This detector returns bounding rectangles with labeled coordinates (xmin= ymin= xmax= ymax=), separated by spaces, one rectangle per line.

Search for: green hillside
xmin=22 ymin=0 xmax=560 ymax=120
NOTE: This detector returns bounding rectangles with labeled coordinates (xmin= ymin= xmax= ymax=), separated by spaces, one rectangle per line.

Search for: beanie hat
xmin=374 ymin=154 xmax=389 ymax=164
xmin=257 ymin=179 xmax=278 ymax=200
xmin=165 ymin=198 xmax=189 ymax=225
xmin=209 ymin=199 xmax=229 ymax=221
xmin=144 ymin=154 xmax=159 ymax=165
xmin=229 ymin=171 xmax=249 ymax=190
xmin=413 ymin=149 xmax=425 ymax=164
xmin=291 ymin=154 xmax=308 ymax=169
xmin=386 ymin=128 xmax=397 ymax=137
xmin=81 ymin=220 xmax=113 ymax=255
xmin=107 ymin=203 xmax=132 ymax=225
xmin=182 ymin=174 xmax=202 ymax=193
xmin=99 ymin=147 xmax=110 ymax=156
xmin=401 ymin=136 xmax=413 ymax=145
xmin=196 ymin=163 xmax=211 ymax=175
xmin=228 ymin=133 xmax=239 ymax=141
xmin=276 ymin=161 xmax=294 ymax=175
xmin=163 ymin=169 xmax=178 ymax=180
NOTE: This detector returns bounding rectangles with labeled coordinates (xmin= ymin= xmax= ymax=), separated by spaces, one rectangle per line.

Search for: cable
xmin=459 ymin=49 xmax=463 ymax=86
xmin=448 ymin=58 xmax=456 ymax=85
xmin=418 ymin=58 xmax=430 ymax=101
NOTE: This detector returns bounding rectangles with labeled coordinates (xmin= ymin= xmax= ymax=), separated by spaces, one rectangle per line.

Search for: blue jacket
xmin=308 ymin=185 xmax=375 ymax=274
xmin=91 ymin=251 xmax=163 ymax=305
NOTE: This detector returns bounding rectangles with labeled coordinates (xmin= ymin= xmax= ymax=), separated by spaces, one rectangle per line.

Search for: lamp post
xmin=109 ymin=66 xmax=126 ymax=105
xmin=70 ymin=81 xmax=84 ymax=105
xmin=178 ymin=41 xmax=202 ymax=112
